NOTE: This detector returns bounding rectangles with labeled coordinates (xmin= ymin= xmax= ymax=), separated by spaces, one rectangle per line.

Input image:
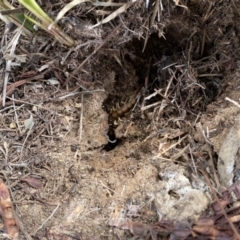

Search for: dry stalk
xmin=189 ymin=145 xmax=198 ymax=178
xmin=32 ymin=203 xmax=60 ymax=235
xmin=78 ymin=94 xmax=83 ymax=144
xmin=19 ymin=116 xmax=34 ymax=162
xmin=141 ymin=101 xmax=161 ymax=111
xmin=97 ymin=179 xmax=116 ymax=196
xmin=158 ymin=135 xmax=188 ymax=157
xmin=89 ymin=0 xmax=138 ymax=29
xmin=12 ymin=97 xmax=21 ymax=132
xmin=225 ymin=97 xmax=240 ymax=109
xmin=206 ymin=145 xmax=220 ymax=189
xmin=141 ymin=58 xmax=151 ymax=113
xmin=2 ymin=28 xmax=23 ymax=107
xmin=5 ymin=97 xmax=50 ymax=111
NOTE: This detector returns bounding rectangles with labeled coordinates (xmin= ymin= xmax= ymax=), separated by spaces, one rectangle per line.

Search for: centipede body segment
xmin=103 ymin=86 xmax=143 ymax=151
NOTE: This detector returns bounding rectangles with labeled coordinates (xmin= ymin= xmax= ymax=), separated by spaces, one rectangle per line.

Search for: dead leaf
xmin=21 ymin=177 xmax=43 ymax=189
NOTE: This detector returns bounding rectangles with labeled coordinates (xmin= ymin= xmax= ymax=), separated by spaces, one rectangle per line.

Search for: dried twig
xmin=89 ymin=0 xmax=138 ymax=29
xmin=225 ymin=97 xmax=240 ymax=109
xmin=33 ymin=203 xmax=60 ymax=235
xmin=78 ymin=94 xmax=83 ymax=144
xmin=158 ymin=135 xmax=188 ymax=156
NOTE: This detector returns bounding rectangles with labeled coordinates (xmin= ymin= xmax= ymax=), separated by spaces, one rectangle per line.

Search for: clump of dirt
xmin=1 ymin=0 xmax=240 ymax=239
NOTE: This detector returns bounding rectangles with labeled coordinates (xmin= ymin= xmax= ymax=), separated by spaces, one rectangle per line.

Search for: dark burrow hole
xmin=103 ymin=30 xmax=224 ymax=151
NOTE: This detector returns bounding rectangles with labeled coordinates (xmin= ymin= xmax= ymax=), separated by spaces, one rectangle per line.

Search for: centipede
xmin=103 ymin=86 xmax=143 ymax=151
xmin=109 ymin=86 xmax=143 ymax=123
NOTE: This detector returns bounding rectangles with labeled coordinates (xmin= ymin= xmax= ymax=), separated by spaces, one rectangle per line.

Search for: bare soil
xmin=1 ymin=0 xmax=240 ymax=239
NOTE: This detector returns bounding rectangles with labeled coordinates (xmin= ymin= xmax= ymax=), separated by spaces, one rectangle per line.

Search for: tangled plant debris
xmin=1 ymin=0 xmax=240 ymax=239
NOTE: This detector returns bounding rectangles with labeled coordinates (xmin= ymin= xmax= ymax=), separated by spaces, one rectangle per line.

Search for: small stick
xmin=144 ymin=89 xmax=162 ymax=100
xmin=12 ymin=95 xmax=21 ymax=132
xmin=2 ymin=98 xmax=49 ymax=111
xmin=159 ymin=135 xmax=188 ymax=156
xmin=33 ymin=203 xmax=60 ymax=235
xmin=225 ymin=97 xmax=240 ymax=109
xmin=141 ymin=58 xmax=151 ymax=116
xmin=97 ymin=180 xmax=116 ymax=195
xmin=141 ymin=101 xmax=161 ymax=111
xmin=19 ymin=119 xmax=34 ymax=162
xmin=200 ymin=25 xmax=206 ymax=57
xmin=198 ymin=73 xmax=223 ymax=77
xmin=78 ymin=94 xmax=84 ymax=144
xmin=63 ymin=23 xmax=122 ymax=87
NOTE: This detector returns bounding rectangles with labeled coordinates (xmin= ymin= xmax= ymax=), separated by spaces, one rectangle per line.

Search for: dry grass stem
xmin=89 ymin=0 xmax=138 ymax=29
xmin=33 ymin=203 xmax=60 ymax=235
xmin=2 ymin=28 xmax=23 ymax=107
xmin=225 ymin=97 xmax=240 ymax=109
xmin=78 ymin=94 xmax=83 ymax=144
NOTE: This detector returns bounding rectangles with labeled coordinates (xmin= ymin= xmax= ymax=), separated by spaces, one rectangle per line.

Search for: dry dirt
xmin=1 ymin=0 xmax=240 ymax=239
